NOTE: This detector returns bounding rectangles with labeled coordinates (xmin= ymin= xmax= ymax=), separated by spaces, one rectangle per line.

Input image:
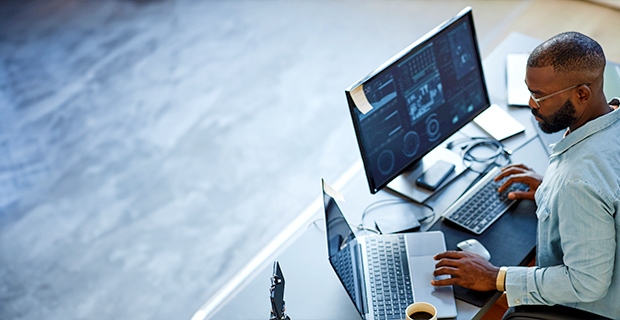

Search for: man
xmin=431 ymin=32 xmax=620 ymax=319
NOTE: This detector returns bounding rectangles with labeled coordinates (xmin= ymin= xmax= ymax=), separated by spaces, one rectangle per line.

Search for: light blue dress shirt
xmin=505 ymin=107 xmax=620 ymax=319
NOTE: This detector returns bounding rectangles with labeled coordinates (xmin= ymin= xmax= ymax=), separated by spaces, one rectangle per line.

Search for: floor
xmin=1 ymin=1 xmax=619 ymax=320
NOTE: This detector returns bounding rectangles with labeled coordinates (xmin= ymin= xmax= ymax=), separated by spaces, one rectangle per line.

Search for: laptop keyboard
xmin=442 ymin=167 xmax=529 ymax=235
xmin=366 ymin=235 xmax=413 ymax=320
xmin=331 ymin=243 xmax=356 ymax=300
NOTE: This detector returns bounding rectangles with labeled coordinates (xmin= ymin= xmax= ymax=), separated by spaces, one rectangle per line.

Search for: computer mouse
xmin=457 ymin=239 xmax=491 ymax=261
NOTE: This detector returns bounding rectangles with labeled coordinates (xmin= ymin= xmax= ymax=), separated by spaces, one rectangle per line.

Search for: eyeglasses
xmin=529 ymin=84 xmax=587 ymax=109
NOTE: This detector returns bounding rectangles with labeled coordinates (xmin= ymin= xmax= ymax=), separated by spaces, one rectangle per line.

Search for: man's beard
xmin=532 ymin=99 xmax=577 ymax=133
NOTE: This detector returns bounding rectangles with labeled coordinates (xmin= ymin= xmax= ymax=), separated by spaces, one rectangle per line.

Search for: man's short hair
xmin=528 ymin=31 xmax=606 ymax=77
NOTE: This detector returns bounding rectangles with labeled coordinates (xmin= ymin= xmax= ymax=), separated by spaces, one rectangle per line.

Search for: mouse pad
xmin=429 ymin=199 xmax=538 ymax=307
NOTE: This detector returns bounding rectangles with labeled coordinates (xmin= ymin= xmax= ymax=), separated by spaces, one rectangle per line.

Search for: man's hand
xmin=494 ymin=164 xmax=542 ymax=201
xmin=432 ymin=251 xmax=499 ymax=291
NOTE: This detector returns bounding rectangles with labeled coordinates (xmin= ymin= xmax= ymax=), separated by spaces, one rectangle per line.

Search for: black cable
xmin=357 ymin=198 xmax=435 ymax=234
xmin=448 ymin=137 xmax=511 ymax=174
xmin=445 ymin=136 xmax=491 ymax=150
xmin=310 ymin=218 xmax=325 ymax=230
xmin=357 ymin=137 xmax=515 ymax=235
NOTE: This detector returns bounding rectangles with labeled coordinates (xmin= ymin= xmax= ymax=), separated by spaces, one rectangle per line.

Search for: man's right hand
xmin=494 ymin=164 xmax=542 ymax=201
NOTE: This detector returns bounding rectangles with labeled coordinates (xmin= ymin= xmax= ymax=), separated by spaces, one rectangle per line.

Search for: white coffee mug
xmin=405 ymin=302 xmax=437 ymax=320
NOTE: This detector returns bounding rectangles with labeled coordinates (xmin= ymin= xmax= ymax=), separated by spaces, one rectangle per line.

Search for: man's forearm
xmin=504 ymin=265 xmax=611 ymax=306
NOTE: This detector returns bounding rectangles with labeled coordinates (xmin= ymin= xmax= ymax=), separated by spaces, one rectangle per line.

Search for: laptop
xmin=322 ymin=180 xmax=457 ymax=320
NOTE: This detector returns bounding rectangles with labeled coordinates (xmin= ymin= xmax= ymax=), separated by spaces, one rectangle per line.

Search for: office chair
xmin=502 ymin=305 xmax=612 ymax=320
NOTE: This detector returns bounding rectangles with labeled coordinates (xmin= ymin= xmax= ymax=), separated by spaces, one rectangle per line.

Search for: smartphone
xmin=416 ymin=160 xmax=455 ymax=191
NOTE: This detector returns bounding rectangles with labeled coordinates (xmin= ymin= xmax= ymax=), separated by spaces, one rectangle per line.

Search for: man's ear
xmin=576 ymin=84 xmax=591 ymax=104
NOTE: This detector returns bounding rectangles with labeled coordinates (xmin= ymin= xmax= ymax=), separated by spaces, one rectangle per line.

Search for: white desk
xmin=196 ymin=32 xmax=551 ymax=320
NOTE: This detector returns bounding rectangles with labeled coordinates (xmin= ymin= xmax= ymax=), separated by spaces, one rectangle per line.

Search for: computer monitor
xmin=345 ymin=7 xmax=490 ymax=194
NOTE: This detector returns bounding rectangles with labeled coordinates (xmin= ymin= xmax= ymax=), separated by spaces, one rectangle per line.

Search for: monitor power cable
xmin=447 ymin=137 xmax=511 ymax=174
xmin=318 ymin=137 xmax=522 ymax=235
xmin=357 ymin=198 xmax=435 ymax=235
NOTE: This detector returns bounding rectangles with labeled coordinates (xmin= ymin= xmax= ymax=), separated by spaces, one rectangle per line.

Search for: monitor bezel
xmin=345 ymin=7 xmax=490 ymax=194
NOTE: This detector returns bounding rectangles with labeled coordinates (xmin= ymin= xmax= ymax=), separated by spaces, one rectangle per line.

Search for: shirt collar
xmin=550 ymin=107 xmax=620 ymax=158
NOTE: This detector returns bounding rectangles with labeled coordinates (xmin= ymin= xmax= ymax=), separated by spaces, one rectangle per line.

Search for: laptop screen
xmin=322 ymin=186 xmax=367 ymax=316
xmin=323 ymin=192 xmax=355 ymax=258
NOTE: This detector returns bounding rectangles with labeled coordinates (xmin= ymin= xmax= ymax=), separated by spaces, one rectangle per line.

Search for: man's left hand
xmin=432 ymin=251 xmax=499 ymax=291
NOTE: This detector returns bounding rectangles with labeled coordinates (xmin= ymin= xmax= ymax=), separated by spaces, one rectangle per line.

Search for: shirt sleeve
xmin=504 ymin=181 xmax=616 ymax=306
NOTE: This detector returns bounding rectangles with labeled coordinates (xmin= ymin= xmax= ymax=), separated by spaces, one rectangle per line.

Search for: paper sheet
xmin=322 ymin=180 xmax=345 ymax=202
xmin=350 ymin=84 xmax=373 ymax=114
xmin=507 ymin=53 xmax=530 ymax=107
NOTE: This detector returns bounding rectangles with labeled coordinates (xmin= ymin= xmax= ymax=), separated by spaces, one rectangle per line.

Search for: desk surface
xmin=199 ymin=32 xmax=550 ymax=320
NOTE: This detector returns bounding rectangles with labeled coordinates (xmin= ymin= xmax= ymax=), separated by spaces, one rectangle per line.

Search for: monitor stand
xmin=386 ymin=147 xmax=466 ymax=203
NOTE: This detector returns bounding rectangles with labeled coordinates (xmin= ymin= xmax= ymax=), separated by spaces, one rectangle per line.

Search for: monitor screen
xmin=345 ymin=7 xmax=490 ymax=194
